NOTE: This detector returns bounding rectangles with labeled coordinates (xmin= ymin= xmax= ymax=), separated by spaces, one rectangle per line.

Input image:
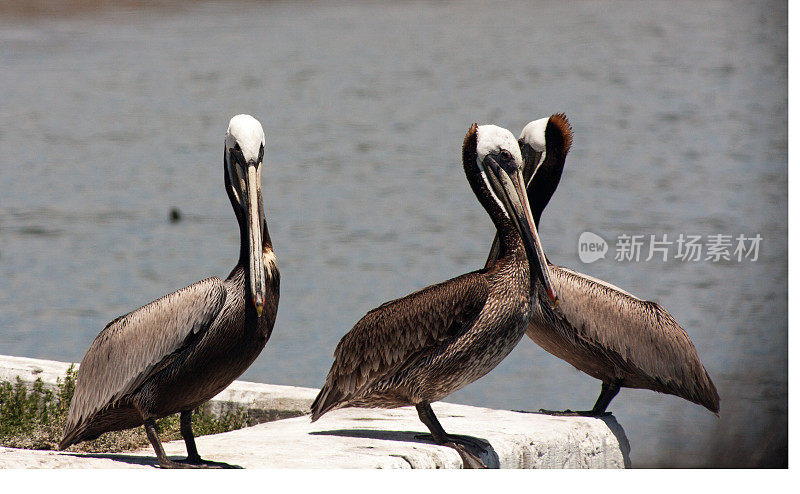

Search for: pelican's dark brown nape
xmin=310 ymin=123 xmax=556 ymax=469
xmin=485 ymin=113 xmax=719 ymax=417
xmin=59 ymin=115 xmax=280 ymax=468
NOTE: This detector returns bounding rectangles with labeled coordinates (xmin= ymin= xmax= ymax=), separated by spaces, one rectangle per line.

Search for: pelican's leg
xmin=590 ymin=381 xmax=620 ymax=415
xmin=180 ymin=410 xmax=202 ymax=463
xmin=415 ymin=402 xmax=488 ymax=469
xmin=539 ymin=380 xmax=619 ymax=417
xmin=175 ymin=410 xmax=236 ymax=468
xmin=144 ymin=418 xmax=196 ymax=469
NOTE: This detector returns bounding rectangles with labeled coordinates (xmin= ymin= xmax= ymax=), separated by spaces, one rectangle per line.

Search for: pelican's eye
xmin=499 ymin=150 xmax=512 ymax=161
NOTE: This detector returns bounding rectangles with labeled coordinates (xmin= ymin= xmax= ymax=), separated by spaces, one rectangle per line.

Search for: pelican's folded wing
xmin=551 ymin=266 xmax=719 ymax=412
xmin=311 ymin=272 xmax=489 ymax=420
xmin=64 ymin=277 xmax=227 ymax=434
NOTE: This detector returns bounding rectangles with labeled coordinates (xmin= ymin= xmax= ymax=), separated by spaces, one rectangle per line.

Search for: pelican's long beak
xmin=485 ymin=157 xmax=558 ymax=307
xmin=520 ymin=143 xmax=544 ymax=187
xmin=244 ymin=161 xmax=266 ymax=317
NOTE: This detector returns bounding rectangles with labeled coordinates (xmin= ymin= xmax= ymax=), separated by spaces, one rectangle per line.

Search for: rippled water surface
xmin=0 ymin=0 xmax=787 ymax=467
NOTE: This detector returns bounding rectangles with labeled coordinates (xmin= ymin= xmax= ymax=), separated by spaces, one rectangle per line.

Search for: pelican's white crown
xmin=226 ymin=114 xmax=265 ymax=163
xmin=518 ymin=117 xmax=548 ymax=152
xmin=476 ymin=125 xmax=522 ymax=166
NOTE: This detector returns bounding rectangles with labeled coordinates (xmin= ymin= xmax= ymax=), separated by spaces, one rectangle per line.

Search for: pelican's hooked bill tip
xmin=546 ymin=288 xmax=559 ymax=308
xmin=254 ymin=294 xmax=264 ymax=317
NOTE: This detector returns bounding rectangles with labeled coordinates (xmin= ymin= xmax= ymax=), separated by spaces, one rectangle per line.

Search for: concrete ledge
xmin=0 ymin=354 xmax=317 ymax=422
xmin=0 ymin=355 xmax=77 ymax=389
xmin=0 ymin=403 xmax=630 ymax=468
xmin=0 ymin=355 xmax=630 ymax=468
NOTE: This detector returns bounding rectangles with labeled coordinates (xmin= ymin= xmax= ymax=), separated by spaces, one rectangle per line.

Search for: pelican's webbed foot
xmin=538 ymin=408 xmax=612 ymax=417
xmin=446 ymin=441 xmax=488 ymax=469
xmin=143 ymin=415 xmax=241 ymax=469
xmin=414 ymin=433 xmax=489 ymax=468
xmin=415 ymin=403 xmax=489 ymax=469
xmin=173 ymin=457 xmax=240 ymax=469
xmin=535 ymin=381 xmax=621 ymax=418
xmin=414 ymin=432 xmax=486 ymax=450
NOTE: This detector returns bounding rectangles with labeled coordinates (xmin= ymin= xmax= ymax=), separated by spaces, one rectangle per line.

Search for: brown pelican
xmin=59 ymin=114 xmax=280 ymax=468
xmin=486 ymin=113 xmax=719 ymax=416
xmin=311 ymin=123 xmax=558 ymax=468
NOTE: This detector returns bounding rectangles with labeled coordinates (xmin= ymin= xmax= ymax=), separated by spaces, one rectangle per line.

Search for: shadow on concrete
xmin=61 ymin=452 xmax=243 ymax=469
xmin=597 ymin=415 xmax=632 ymax=468
xmin=61 ymin=452 xmax=159 ymax=468
xmin=310 ymin=428 xmax=500 ymax=468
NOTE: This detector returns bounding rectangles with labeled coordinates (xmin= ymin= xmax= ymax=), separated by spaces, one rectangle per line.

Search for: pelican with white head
xmin=472 ymin=124 xmax=557 ymax=306
xmin=225 ymin=114 xmax=268 ymax=317
xmin=518 ymin=117 xmax=548 ymax=185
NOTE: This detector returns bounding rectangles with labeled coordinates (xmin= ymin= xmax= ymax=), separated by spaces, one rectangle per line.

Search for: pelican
xmin=486 ymin=113 xmax=719 ymax=416
xmin=311 ymin=123 xmax=558 ymax=468
xmin=59 ymin=114 xmax=280 ymax=468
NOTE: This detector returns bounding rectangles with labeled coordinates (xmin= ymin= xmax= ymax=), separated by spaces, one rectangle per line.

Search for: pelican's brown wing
xmin=546 ymin=266 xmax=719 ymax=413
xmin=60 ymin=277 xmax=226 ymax=448
xmin=311 ymin=272 xmax=489 ymax=421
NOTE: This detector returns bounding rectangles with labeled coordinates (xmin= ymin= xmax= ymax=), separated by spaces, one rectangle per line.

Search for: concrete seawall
xmin=0 ymin=355 xmax=630 ymax=468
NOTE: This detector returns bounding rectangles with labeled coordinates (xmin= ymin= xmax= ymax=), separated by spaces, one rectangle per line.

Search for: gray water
xmin=0 ymin=0 xmax=786 ymax=468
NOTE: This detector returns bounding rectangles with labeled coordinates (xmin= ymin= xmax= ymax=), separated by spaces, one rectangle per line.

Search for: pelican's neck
xmin=495 ymin=217 xmax=526 ymax=263
xmin=223 ymin=157 xmax=272 ymax=271
xmin=527 ymin=117 xmax=569 ymax=227
xmin=527 ymin=152 xmax=564 ymax=228
xmin=462 ymin=128 xmax=525 ymax=264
